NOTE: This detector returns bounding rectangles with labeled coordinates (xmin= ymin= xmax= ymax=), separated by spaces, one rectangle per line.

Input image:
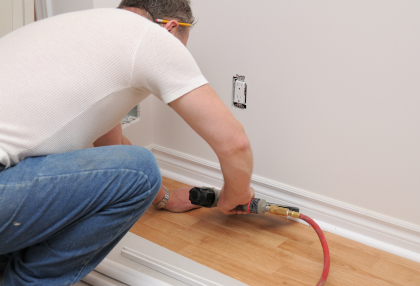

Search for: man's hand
xmin=163 ymin=186 xmax=202 ymax=213
xmin=217 ymin=186 xmax=255 ymax=215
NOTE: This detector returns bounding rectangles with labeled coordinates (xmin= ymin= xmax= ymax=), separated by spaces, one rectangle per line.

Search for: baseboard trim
xmin=100 ymin=232 xmax=248 ymax=286
xmin=147 ymin=144 xmax=420 ymax=264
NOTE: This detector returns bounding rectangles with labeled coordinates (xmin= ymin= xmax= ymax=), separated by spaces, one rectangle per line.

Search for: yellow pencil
xmin=155 ymin=19 xmax=191 ymax=27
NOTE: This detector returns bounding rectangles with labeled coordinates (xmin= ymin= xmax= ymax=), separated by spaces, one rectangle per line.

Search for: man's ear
xmin=164 ymin=20 xmax=180 ymax=34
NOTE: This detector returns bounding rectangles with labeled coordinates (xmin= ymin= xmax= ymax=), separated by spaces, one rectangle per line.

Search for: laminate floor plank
xmin=129 ymin=177 xmax=420 ymax=286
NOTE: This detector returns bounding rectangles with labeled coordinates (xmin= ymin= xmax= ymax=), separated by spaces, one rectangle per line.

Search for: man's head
xmin=118 ymin=0 xmax=194 ymax=46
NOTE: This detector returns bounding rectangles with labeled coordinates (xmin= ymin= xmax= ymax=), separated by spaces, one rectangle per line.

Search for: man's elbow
xmin=219 ymin=132 xmax=251 ymax=157
xmin=236 ymin=134 xmax=251 ymax=153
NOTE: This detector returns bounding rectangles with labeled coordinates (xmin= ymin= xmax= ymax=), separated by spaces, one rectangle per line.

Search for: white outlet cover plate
xmin=234 ymin=81 xmax=246 ymax=104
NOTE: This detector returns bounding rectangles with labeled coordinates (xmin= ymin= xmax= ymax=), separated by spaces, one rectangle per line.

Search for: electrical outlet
xmin=232 ymin=75 xmax=247 ymax=109
xmin=121 ymin=105 xmax=140 ymax=128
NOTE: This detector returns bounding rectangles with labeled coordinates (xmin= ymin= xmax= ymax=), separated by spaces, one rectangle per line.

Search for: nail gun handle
xmin=189 ymin=187 xmax=266 ymax=214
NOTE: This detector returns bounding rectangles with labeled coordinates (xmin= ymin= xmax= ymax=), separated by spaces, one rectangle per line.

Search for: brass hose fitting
xmin=268 ymin=205 xmax=300 ymax=218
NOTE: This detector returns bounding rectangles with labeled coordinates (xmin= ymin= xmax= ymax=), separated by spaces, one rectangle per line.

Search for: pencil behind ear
xmin=163 ymin=19 xmax=180 ymax=33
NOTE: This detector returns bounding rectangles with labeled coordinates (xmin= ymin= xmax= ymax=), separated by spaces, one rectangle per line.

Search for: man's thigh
xmin=0 ymin=145 xmax=161 ymax=255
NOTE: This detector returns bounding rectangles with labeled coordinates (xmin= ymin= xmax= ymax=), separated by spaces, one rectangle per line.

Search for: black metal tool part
xmin=189 ymin=187 xmax=300 ymax=214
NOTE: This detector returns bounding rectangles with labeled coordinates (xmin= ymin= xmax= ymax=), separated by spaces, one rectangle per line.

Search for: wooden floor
xmin=130 ymin=177 xmax=420 ymax=286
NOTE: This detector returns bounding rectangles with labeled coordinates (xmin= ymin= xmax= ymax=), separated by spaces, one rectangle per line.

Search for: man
xmin=0 ymin=0 xmax=254 ymax=285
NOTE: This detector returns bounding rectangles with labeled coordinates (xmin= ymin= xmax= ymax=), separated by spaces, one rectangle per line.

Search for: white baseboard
xmin=95 ymin=232 xmax=248 ymax=286
xmin=147 ymin=144 xmax=420 ymax=264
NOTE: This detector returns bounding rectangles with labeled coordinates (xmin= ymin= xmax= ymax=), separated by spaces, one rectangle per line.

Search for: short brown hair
xmin=118 ymin=0 xmax=195 ymax=26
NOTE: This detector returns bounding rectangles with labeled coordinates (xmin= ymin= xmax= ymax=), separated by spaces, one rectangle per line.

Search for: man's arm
xmin=93 ymin=124 xmax=132 ymax=147
xmin=169 ymin=84 xmax=254 ymax=214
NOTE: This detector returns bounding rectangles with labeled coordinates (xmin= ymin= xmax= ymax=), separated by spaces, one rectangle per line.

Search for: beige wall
xmin=23 ymin=0 xmax=35 ymax=24
xmin=0 ymin=0 xmax=13 ymax=38
xmin=150 ymin=0 xmax=420 ymax=227
xmin=0 ymin=0 xmax=34 ymax=38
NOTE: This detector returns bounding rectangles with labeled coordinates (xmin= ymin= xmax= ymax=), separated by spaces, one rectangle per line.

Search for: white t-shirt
xmin=0 ymin=8 xmax=208 ymax=168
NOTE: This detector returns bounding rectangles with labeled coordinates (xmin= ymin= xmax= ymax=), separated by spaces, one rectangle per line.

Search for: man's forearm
xmin=169 ymin=84 xmax=254 ymax=213
xmin=122 ymin=135 xmax=132 ymax=145
xmin=217 ymin=135 xmax=253 ymax=205
xmin=93 ymin=124 xmax=132 ymax=147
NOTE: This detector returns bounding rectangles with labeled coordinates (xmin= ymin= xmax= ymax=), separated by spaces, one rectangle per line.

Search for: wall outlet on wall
xmin=121 ymin=104 xmax=140 ymax=128
xmin=232 ymin=75 xmax=247 ymax=110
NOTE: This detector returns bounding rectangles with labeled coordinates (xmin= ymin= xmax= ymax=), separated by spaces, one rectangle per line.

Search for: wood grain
xmin=130 ymin=177 xmax=420 ymax=286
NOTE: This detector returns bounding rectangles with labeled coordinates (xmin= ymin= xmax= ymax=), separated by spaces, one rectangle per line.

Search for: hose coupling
xmin=268 ymin=205 xmax=300 ymax=218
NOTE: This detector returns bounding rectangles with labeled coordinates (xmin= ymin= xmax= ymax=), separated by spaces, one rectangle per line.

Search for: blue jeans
xmin=0 ymin=146 xmax=162 ymax=285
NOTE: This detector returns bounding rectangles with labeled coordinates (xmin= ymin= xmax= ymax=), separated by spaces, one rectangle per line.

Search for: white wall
xmin=92 ymin=0 xmax=121 ymax=9
xmin=51 ymin=0 xmax=93 ymax=16
xmin=151 ymin=0 xmax=420 ymax=227
xmin=48 ymin=0 xmax=121 ymax=14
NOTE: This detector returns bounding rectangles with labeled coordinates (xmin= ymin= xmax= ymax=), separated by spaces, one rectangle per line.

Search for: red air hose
xmin=188 ymin=188 xmax=331 ymax=285
xmin=299 ymin=214 xmax=330 ymax=286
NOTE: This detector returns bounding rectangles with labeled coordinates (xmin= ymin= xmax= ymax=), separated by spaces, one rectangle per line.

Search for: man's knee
xmin=122 ymin=146 xmax=161 ymax=183
xmin=39 ymin=146 xmax=162 ymax=204
xmin=114 ymin=146 xmax=162 ymax=200
xmin=43 ymin=145 xmax=161 ymax=201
